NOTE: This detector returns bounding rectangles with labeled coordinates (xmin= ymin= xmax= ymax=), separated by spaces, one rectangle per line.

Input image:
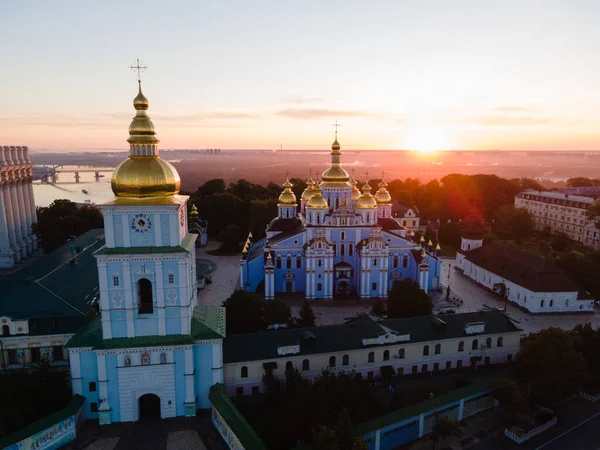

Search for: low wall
xmin=504 ymin=417 xmax=557 ymax=444
xmin=580 ymin=391 xmax=600 ymax=403
xmin=0 ymin=395 xmax=84 ymax=450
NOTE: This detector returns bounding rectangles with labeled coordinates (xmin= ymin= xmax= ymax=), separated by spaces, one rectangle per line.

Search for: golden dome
xmin=301 ymin=177 xmax=315 ymax=201
xmin=111 ymin=81 xmax=181 ymax=198
xmin=277 ymin=179 xmax=297 ymax=205
xmin=356 ymin=181 xmax=377 ymax=209
xmin=321 ymin=136 xmax=349 ymax=186
xmin=350 ymin=177 xmax=361 ymax=201
xmin=374 ymin=180 xmax=392 ymax=204
xmin=190 ymin=203 xmax=199 ymax=219
xmin=306 ymin=183 xmax=328 ymax=209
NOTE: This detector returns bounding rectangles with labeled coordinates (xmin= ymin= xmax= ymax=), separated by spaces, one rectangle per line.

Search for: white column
xmin=178 ymin=260 xmax=190 ymax=334
xmin=8 ymin=181 xmax=24 ymax=259
xmin=418 ymin=413 xmax=425 ymax=437
xmin=212 ymin=341 xmax=224 ymax=384
xmin=184 ymin=347 xmax=196 ymax=405
xmin=0 ymin=185 xmax=12 ymax=256
xmin=98 ymin=260 xmax=112 ymax=339
xmin=17 ymin=177 xmax=32 ymax=253
xmin=156 ymin=260 xmax=166 ymax=336
xmin=14 ymin=179 xmax=28 ymax=255
xmin=458 ymin=398 xmax=465 ymax=421
xmin=424 ymin=269 xmax=429 ymax=293
xmin=375 ymin=430 xmax=381 ymax=450
xmin=69 ymin=351 xmax=83 ymax=396
xmin=25 ymin=175 xmax=38 ymax=250
xmin=123 ymin=261 xmax=135 ymax=338
xmin=97 ymin=353 xmax=110 ymax=411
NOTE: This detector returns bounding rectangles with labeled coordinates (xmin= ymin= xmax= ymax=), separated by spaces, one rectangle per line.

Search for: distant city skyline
xmin=1 ymin=0 xmax=599 ymax=151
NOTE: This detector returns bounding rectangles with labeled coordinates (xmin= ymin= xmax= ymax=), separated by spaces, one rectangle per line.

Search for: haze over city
xmin=2 ymin=0 xmax=600 ymax=151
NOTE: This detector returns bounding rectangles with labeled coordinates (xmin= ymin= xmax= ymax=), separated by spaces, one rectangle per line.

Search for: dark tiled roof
xmin=392 ymin=203 xmax=411 ymax=217
xmin=459 ymin=243 xmax=580 ymax=292
xmin=223 ymin=310 xmax=519 ymax=364
xmin=378 ymin=217 xmax=403 ymax=230
xmin=266 ymin=226 xmax=304 ymax=246
xmin=66 ymin=306 xmax=225 ymax=349
xmin=411 ymin=249 xmax=425 ymax=264
xmin=267 ymin=217 xmax=303 ymax=232
xmin=0 ymin=229 xmax=104 ymax=324
xmin=247 ymin=238 xmax=266 ymax=262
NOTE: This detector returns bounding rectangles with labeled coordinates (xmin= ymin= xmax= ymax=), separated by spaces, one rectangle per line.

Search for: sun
xmin=404 ymin=123 xmax=452 ymax=153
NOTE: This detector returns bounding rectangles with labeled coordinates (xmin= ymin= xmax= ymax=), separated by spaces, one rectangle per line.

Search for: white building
xmin=514 ymin=190 xmax=594 ymax=243
xmin=0 ymin=145 xmax=38 ymax=268
xmin=392 ymin=203 xmax=420 ymax=232
xmin=456 ymin=235 xmax=594 ymax=314
xmin=222 ymin=310 xmax=521 ymax=396
xmin=583 ymin=222 xmax=600 ymax=251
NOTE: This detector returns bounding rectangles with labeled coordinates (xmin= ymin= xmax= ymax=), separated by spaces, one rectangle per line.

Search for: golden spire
xmin=321 ymin=122 xmax=350 ymax=187
xmin=374 ymin=173 xmax=392 ymax=205
xmin=190 ymin=203 xmax=199 ymax=219
xmin=110 ymin=65 xmax=181 ymax=199
xmin=277 ymin=179 xmax=297 ymax=206
xmin=301 ymin=177 xmax=315 ymax=201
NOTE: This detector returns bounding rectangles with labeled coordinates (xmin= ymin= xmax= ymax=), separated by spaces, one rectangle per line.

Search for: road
xmin=437 ymin=258 xmax=600 ymax=335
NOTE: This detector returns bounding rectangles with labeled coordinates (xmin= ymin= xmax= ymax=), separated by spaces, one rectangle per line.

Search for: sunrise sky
xmin=1 ymin=0 xmax=599 ymax=151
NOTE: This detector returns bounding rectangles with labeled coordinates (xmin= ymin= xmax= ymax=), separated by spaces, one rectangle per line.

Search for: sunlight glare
xmin=404 ymin=123 xmax=452 ymax=154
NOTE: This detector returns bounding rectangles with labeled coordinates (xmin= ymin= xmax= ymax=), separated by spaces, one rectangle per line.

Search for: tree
xmin=263 ymin=298 xmax=292 ymax=327
xmin=431 ymin=415 xmax=459 ymax=450
xmin=387 ymin=279 xmax=432 ymax=318
xmin=249 ymin=199 xmax=278 ymax=240
xmin=493 ymin=204 xmax=533 ymax=238
xmin=495 ymin=378 xmax=525 ymax=418
xmin=517 ymin=327 xmax=587 ymax=406
xmin=216 ymin=224 xmax=243 ymax=254
xmin=371 ymin=300 xmax=387 ymax=317
xmin=297 ymin=299 xmax=317 ymax=327
xmin=572 ymin=323 xmax=600 ymax=385
xmin=222 ymin=290 xmax=266 ymax=334
xmin=566 ymin=177 xmax=600 ymax=188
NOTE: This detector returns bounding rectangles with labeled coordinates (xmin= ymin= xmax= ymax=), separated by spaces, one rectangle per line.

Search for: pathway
xmin=196 ymin=241 xmax=240 ymax=307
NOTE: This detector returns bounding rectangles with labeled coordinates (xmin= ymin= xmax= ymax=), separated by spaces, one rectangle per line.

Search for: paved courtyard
xmin=438 ymin=258 xmax=600 ymax=335
xmin=196 ymin=241 xmax=241 ymax=307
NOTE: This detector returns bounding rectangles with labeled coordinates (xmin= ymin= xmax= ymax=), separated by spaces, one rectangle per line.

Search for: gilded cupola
xmin=306 ymin=182 xmax=328 ymax=209
xmin=111 ymin=81 xmax=181 ymax=198
xmin=277 ymin=179 xmax=297 ymax=206
xmin=374 ymin=179 xmax=392 ymax=204
xmin=321 ymin=136 xmax=350 ymax=187
xmin=356 ymin=181 xmax=378 ymax=209
xmin=350 ymin=176 xmax=361 ymax=201
xmin=301 ymin=177 xmax=315 ymax=201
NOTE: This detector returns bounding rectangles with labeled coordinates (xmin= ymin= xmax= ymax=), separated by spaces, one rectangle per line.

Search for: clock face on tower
xmin=131 ymin=214 xmax=152 ymax=233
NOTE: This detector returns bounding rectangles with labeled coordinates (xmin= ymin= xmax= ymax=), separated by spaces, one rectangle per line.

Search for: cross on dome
xmin=129 ymin=58 xmax=147 ymax=83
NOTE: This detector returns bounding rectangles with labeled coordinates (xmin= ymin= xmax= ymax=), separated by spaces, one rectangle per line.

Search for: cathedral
xmin=240 ymin=136 xmax=442 ymax=300
xmin=66 ymin=80 xmax=224 ymax=424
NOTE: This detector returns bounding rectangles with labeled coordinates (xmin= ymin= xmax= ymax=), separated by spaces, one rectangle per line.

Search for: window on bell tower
xmin=112 ymin=275 xmax=120 ymax=287
xmin=168 ymin=273 xmax=174 ymax=284
xmin=138 ymin=278 xmax=153 ymax=314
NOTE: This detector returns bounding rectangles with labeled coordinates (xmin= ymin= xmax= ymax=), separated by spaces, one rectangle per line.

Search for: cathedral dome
xmin=306 ymin=184 xmax=328 ymax=209
xmin=350 ymin=177 xmax=361 ymax=201
xmin=321 ymin=137 xmax=349 ymax=186
xmin=111 ymin=81 xmax=181 ymax=198
xmin=356 ymin=181 xmax=377 ymax=209
xmin=374 ymin=180 xmax=392 ymax=204
xmin=277 ymin=179 xmax=297 ymax=205
xmin=301 ymin=178 xmax=315 ymax=201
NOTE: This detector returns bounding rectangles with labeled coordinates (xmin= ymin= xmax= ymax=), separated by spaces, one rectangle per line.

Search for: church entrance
xmin=138 ymin=393 xmax=161 ymax=421
xmin=334 ymin=261 xmax=354 ymax=299
xmin=286 ymin=281 xmax=292 ymax=293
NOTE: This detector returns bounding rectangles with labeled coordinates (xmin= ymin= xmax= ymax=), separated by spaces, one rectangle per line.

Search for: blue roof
xmin=0 ymin=229 xmax=104 ymax=324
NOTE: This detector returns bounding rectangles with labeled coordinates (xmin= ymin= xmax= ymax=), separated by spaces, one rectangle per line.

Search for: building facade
xmin=392 ymin=203 xmax=420 ymax=232
xmin=0 ymin=145 xmax=38 ymax=268
xmin=222 ymin=310 xmax=521 ymax=396
xmin=456 ymin=236 xmax=594 ymax=313
xmin=514 ymin=190 xmax=594 ymax=243
xmin=66 ymin=81 xmax=224 ymax=424
xmin=241 ymin=138 xmax=441 ymax=301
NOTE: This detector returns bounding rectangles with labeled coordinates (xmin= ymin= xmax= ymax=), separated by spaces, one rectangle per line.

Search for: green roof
xmin=355 ymin=367 xmax=515 ymax=435
xmin=0 ymin=229 xmax=105 ymax=326
xmin=95 ymin=233 xmax=197 ymax=256
xmin=224 ymin=310 xmax=520 ymax=364
xmin=209 ymin=384 xmax=267 ymax=450
xmin=0 ymin=395 xmax=85 ymax=449
xmin=66 ymin=306 xmax=225 ymax=349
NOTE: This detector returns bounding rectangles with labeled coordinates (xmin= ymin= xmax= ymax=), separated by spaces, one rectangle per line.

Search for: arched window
xmin=317 ymin=214 xmax=320 ymax=224
xmin=342 ymin=355 xmax=349 ymax=366
xmin=296 ymin=255 xmax=302 ymax=268
xmin=286 ymin=361 xmax=293 ymax=373
xmin=302 ymin=359 xmax=310 ymax=371
xmin=341 ymin=243 xmax=345 ymax=256
xmin=286 ymin=256 xmax=292 ymax=269
xmin=423 ymin=345 xmax=429 ymax=356
xmin=540 ymin=299 xmax=545 ymax=308
xmin=399 ymin=348 xmax=405 ymax=359
xmin=276 ymin=255 xmax=282 ymax=269
xmin=497 ymin=337 xmax=504 ymax=347
xmin=336 ymin=198 xmax=340 ymax=208
xmin=434 ymin=344 xmax=441 ymax=355
xmin=317 ymin=259 xmax=322 ymax=267
xmin=458 ymin=341 xmax=464 ymax=352
xmin=368 ymin=351 xmax=375 ymax=363
xmin=2 ymin=325 xmax=9 ymax=337
xmin=317 ymin=283 xmax=322 ymax=291
xmin=486 ymin=337 xmax=492 ymax=348
xmin=341 ymin=231 xmax=345 ymax=240
xmin=549 ymin=299 xmax=554 ymax=307
xmin=402 ymin=254 xmax=409 ymax=268
xmin=393 ymin=255 xmax=399 ymax=268
xmin=373 ymin=259 xmax=378 ymax=267
xmin=472 ymin=339 xmax=479 ymax=350
xmin=349 ymin=244 xmax=354 ymax=256
xmin=137 ymin=278 xmax=153 ymax=314
xmin=329 ymin=356 xmax=336 ymax=368
xmin=333 ymin=243 xmax=337 ymax=256
xmin=383 ymin=350 xmax=390 ymax=361
xmin=241 ymin=366 xmax=248 ymax=378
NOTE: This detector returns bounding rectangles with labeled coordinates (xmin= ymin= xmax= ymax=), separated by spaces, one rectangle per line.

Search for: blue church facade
xmin=241 ymin=137 xmax=442 ymax=300
xmin=66 ymin=80 xmax=224 ymax=424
